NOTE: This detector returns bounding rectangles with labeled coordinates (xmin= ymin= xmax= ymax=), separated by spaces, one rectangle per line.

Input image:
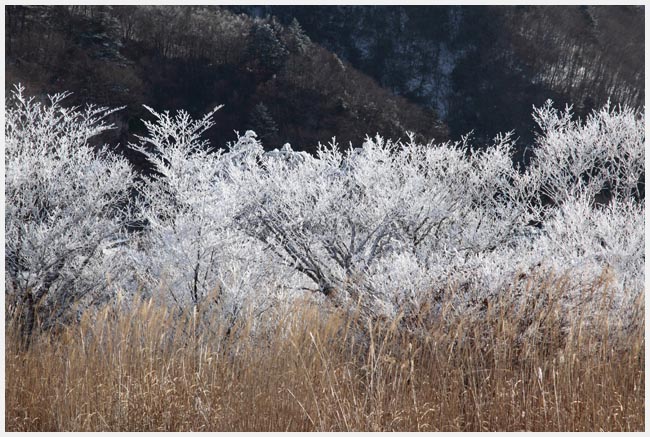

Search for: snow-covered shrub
xmin=534 ymin=195 xmax=644 ymax=300
xmin=126 ymin=99 xmax=642 ymax=329
xmin=7 ymin=84 xmax=642 ymax=343
xmin=129 ymin=111 xmax=294 ymax=327
xmin=517 ymin=101 xmax=645 ymax=324
xmin=5 ymin=85 xmax=137 ymax=345
xmin=227 ymin=132 xmax=538 ymax=319
xmin=129 ymin=105 xmax=226 ymax=305
xmin=529 ymin=100 xmax=644 ymax=215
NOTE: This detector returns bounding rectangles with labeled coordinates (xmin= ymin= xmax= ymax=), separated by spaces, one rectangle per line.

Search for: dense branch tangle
xmin=6 ymin=86 xmax=645 ymax=343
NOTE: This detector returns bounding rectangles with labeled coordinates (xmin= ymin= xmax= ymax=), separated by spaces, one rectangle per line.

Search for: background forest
xmin=5 ymin=5 xmax=644 ymax=165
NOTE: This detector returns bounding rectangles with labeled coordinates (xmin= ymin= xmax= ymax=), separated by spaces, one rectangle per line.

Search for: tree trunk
xmin=20 ymin=293 xmax=36 ymax=351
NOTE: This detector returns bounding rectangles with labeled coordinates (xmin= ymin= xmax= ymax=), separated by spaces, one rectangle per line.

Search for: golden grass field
xmin=5 ymin=271 xmax=644 ymax=431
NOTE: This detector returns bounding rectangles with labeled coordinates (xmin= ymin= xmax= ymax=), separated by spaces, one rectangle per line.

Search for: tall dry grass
xmin=5 ymin=272 xmax=644 ymax=431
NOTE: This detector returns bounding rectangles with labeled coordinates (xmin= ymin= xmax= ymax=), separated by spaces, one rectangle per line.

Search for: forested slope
xmin=5 ymin=5 xmax=447 ymax=170
xmin=232 ymin=5 xmax=644 ymax=155
xmin=7 ymin=6 xmax=643 ymax=167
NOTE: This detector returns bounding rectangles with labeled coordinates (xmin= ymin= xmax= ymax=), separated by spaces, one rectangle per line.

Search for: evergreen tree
xmin=286 ymin=17 xmax=311 ymax=54
xmin=245 ymin=21 xmax=289 ymax=78
xmin=248 ymin=102 xmax=279 ymax=145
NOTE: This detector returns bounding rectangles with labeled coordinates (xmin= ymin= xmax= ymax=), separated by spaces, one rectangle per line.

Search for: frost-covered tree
xmin=129 ymin=104 xmax=226 ymax=309
xmin=227 ymin=131 xmax=538 ymax=317
xmin=529 ymin=100 xmax=644 ymax=215
xmin=518 ymin=101 xmax=645 ymax=319
xmin=128 ymin=109 xmax=291 ymax=327
xmin=9 ymin=85 xmax=641 ymax=342
xmin=537 ymin=195 xmax=644 ymax=289
xmin=125 ymin=99 xmax=643 ymax=327
xmin=5 ymin=85 xmax=137 ymax=347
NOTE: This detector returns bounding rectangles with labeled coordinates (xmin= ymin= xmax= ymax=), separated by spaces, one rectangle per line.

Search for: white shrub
xmin=5 ymin=85 xmax=137 ymax=341
xmin=529 ymin=100 xmax=644 ymax=214
xmin=7 ymin=85 xmax=643 ymax=339
xmin=126 ymin=100 xmax=643 ymax=326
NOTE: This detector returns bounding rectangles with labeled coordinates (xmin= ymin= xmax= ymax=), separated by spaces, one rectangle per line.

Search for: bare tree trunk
xmin=18 ymin=259 xmax=65 ymax=350
xmin=20 ymin=293 xmax=36 ymax=351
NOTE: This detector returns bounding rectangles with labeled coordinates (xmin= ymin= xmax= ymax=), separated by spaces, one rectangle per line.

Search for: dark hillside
xmin=5 ymin=5 xmax=447 ymax=172
xmin=5 ymin=5 xmax=643 ymax=168
xmin=231 ymin=5 xmax=644 ymax=156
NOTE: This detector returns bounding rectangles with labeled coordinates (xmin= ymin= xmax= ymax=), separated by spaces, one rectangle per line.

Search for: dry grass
xmin=5 ymin=272 xmax=644 ymax=431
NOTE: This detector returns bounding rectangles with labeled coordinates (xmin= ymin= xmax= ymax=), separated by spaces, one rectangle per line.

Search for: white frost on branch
xmin=5 ymin=85 xmax=137 ymax=334
xmin=6 ymin=86 xmax=644 ymax=336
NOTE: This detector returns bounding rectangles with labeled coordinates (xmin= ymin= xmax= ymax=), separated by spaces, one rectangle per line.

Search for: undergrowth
xmin=5 ymin=271 xmax=644 ymax=431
